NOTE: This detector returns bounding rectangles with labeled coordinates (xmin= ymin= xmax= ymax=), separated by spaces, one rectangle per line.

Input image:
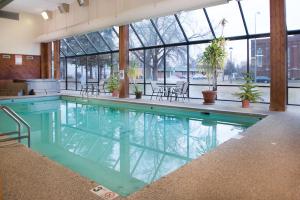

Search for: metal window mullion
xmin=98 ymin=31 xmax=112 ymax=52
xmin=112 ymin=27 xmax=119 ymax=37
xmin=238 ymin=1 xmax=249 ymax=36
xmin=62 ymin=39 xmax=77 ymax=56
xmin=66 ymin=57 xmax=68 ymax=90
xmin=130 ymin=24 xmax=145 ymax=47
xmin=163 ymin=47 xmax=166 ymax=91
xmin=150 ymin=19 xmax=165 ymax=45
xmin=203 ymin=8 xmax=216 ymax=39
xmin=60 ymin=50 xmax=66 ymax=57
xmin=82 ymin=35 xmax=98 ymax=54
xmin=143 ymin=49 xmax=146 ymax=95
xmin=247 ymin=38 xmax=250 ymax=74
xmin=85 ymin=34 xmax=100 ymax=53
xmin=187 ymin=45 xmax=190 ymax=98
xmin=72 ymin=37 xmax=88 ymax=55
xmin=174 ymin=14 xmax=189 ymax=42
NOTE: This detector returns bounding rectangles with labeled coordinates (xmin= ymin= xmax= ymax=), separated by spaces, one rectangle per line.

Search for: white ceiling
xmin=2 ymin=0 xmax=75 ymax=14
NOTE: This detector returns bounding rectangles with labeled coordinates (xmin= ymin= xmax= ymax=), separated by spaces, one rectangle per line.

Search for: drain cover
xmin=90 ymin=185 xmax=118 ymax=200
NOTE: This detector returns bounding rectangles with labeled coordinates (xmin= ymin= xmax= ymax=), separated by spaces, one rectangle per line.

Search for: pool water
xmin=0 ymin=96 xmax=261 ymax=196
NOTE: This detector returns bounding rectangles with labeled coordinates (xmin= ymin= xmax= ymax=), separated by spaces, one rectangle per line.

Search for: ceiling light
xmin=77 ymin=0 xmax=89 ymax=7
xmin=41 ymin=10 xmax=52 ymax=20
xmin=58 ymin=3 xmax=70 ymax=14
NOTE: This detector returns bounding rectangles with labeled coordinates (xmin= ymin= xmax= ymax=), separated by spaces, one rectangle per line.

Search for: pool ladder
xmin=0 ymin=106 xmax=31 ymax=148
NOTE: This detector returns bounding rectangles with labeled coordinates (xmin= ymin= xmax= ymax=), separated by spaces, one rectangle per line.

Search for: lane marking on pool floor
xmin=90 ymin=185 xmax=119 ymax=200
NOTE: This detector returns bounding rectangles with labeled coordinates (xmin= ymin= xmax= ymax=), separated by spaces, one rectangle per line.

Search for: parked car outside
xmin=192 ymin=74 xmax=207 ymax=80
xmin=255 ymin=76 xmax=270 ymax=83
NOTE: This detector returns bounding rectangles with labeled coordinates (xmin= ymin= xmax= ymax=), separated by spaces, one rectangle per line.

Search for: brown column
xmin=269 ymin=0 xmax=287 ymax=111
xmin=119 ymin=25 xmax=129 ymax=98
xmin=40 ymin=42 xmax=52 ymax=79
xmin=53 ymin=40 xmax=60 ymax=80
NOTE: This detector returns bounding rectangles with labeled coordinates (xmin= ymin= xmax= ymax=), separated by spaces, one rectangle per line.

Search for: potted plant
xmin=234 ymin=74 xmax=262 ymax=108
xmin=199 ymin=36 xmax=227 ymax=104
xmin=106 ymin=74 xmax=120 ymax=97
xmin=128 ymin=62 xmax=142 ymax=99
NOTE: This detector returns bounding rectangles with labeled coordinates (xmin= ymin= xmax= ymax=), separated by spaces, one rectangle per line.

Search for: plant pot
xmin=112 ymin=90 xmax=119 ymax=97
xmin=135 ymin=91 xmax=142 ymax=99
xmin=242 ymin=99 xmax=250 ymax=108
xmin=202 ymin=90 xmax=217 ymax=105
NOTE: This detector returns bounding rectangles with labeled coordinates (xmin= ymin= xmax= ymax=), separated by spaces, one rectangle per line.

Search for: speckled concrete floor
xmin=1 ymin=94 xmax=300 ymax=200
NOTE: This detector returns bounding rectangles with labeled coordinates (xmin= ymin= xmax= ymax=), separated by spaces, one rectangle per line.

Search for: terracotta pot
xmin=202 ymin=90 xmax=217 ymax=105
xmin=135 ymin=91 xmax=142 ymax=99
xmin=242 ymin=99 xmax=250 ymax=108
xmin=112 ymin=90 xmax=119 ymax=97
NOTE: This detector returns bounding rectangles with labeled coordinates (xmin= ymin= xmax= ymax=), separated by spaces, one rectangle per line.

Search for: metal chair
xmin=150 ymin=81 xmax=163 ymax=100
xmin=170 ymin=82 xmax=189 ymax=101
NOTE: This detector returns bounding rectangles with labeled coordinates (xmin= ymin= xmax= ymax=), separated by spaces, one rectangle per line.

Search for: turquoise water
xmin=0 ymin=96 xmax=261 ymax=196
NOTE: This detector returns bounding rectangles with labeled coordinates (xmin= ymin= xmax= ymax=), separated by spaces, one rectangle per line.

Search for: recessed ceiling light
xmin=41 ymin=10 xmax=52 ymax=20
xmin=77 ymin=0 xmax=89 ymax=7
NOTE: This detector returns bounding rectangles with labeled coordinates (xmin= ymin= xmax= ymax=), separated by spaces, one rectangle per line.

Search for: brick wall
xmin=0 ymin=54 xmax=41 ymax=80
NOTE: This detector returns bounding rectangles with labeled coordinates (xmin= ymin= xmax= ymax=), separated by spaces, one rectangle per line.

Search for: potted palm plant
xmin=199 ymin=37 xmax=227 ymax=104
xmin=128 ymin=62 xmax=142 ymax=99
xmin=106 ymin=74 xmax=120 ymax=97
xmin=234 ymin=74 xmax=262 ymax=108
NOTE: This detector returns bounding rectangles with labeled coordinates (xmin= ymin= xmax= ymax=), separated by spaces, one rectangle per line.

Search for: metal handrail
xmin=0 ymin=106 xmax=31 ymax=147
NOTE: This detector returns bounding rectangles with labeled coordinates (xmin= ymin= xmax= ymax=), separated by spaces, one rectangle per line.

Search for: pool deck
xmin=1 ymin=92 xmax=300 ymax=200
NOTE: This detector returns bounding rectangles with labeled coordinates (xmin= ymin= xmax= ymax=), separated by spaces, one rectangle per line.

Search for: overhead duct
xmin=0 ymin=10 xmax=19 ymax=20
xmin=0 ymin=0 xmax=13 ymax=9
xmin=58 ymin=3 xmax=69 ymax=14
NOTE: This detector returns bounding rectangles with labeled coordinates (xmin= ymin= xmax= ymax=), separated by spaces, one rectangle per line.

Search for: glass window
xmin=86 ymin=32 xmax=110 ymax=52
xmin=64 ymin=37 xmax=85 ymax=55
xmin=60 ymin=40 xmax=75 ymax=56
xmin=177 ymin=10 xmax=213 ymax=41
xmin=76 ymin=57 xmax=87 ymax=90
xmin=288 ymin=35 xmax=300 ymax=104
xmin=206 ymin=1 xmax=245 ymax=37
xmin=165 ymin=46 xmax=187 ymax=84
xmin=286 ymin=0 xmax=300 ymax=31
xmin=87 ymin=55 xmax=98 ymax=83
xmin=60 ymin=57 xmax=66 ymax=90
xmin=129 ymin=26 xmax=143 ymax=49
xmin=145 ymin=48 xmax=164 ymax=94
xmin=129 ymin=50 xmax=144 ymax=84
xmin=112 ymin=53 xmax=119 ymax=73
xmin=249 ymin=37 xmax=270 ymax=102
xmin=152 ymin=15 xmax=186 ymax=44
xmin=98 ymin=54 xmax=112 ymax=80
xmin=75 ymin=35 xmax=97 ymax=54
xmin=220 ymin=40 xmax=248 ymax=85
xmin=66 ymin=58 xmax=77 ymax=90
xmin=100 ymin=28 xmax=119 ymax=51
xmin=132 ymin=19 xmax=163 ymax=46
xmin=189 ymin=44 xmax=209 ymax=86
xmin=241 ymin=0 xmax=270 ymax=34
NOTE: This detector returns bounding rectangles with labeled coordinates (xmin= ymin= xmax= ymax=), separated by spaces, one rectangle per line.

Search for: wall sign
xmin=15 ymin=55 xmax=23 ymax=65
xmin=119 ymin=70 xmax=124 ymax=80
xmin=2 ymin=55 xmax=11 ymax=59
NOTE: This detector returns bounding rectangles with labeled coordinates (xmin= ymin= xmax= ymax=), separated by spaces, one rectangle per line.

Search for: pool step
xmin=0 ymin=135 xmax=28 ymax=143
xmin=0 ymin=131 xmax=19 ymax=136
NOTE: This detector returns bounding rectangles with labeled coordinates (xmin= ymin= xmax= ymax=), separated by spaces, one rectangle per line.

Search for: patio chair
xmin=170 ymin=81 xmax=189 ymax=102
xmin=96 ymin=80 xmax=106 ymax=95
xmin=150 ymin=81 xmax=163 ymax=100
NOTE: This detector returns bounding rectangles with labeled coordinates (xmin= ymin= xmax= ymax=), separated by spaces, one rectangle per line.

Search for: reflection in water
xmin=2 ymin=99 xmax=248 ymax=196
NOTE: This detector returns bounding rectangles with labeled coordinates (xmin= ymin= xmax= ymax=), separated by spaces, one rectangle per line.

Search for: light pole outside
xmin=254 ymin=11 xmax=261 ymax=83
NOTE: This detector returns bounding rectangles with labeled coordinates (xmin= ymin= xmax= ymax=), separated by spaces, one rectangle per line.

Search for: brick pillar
xmin=40 ymin=42 xmax=52 ymax=79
